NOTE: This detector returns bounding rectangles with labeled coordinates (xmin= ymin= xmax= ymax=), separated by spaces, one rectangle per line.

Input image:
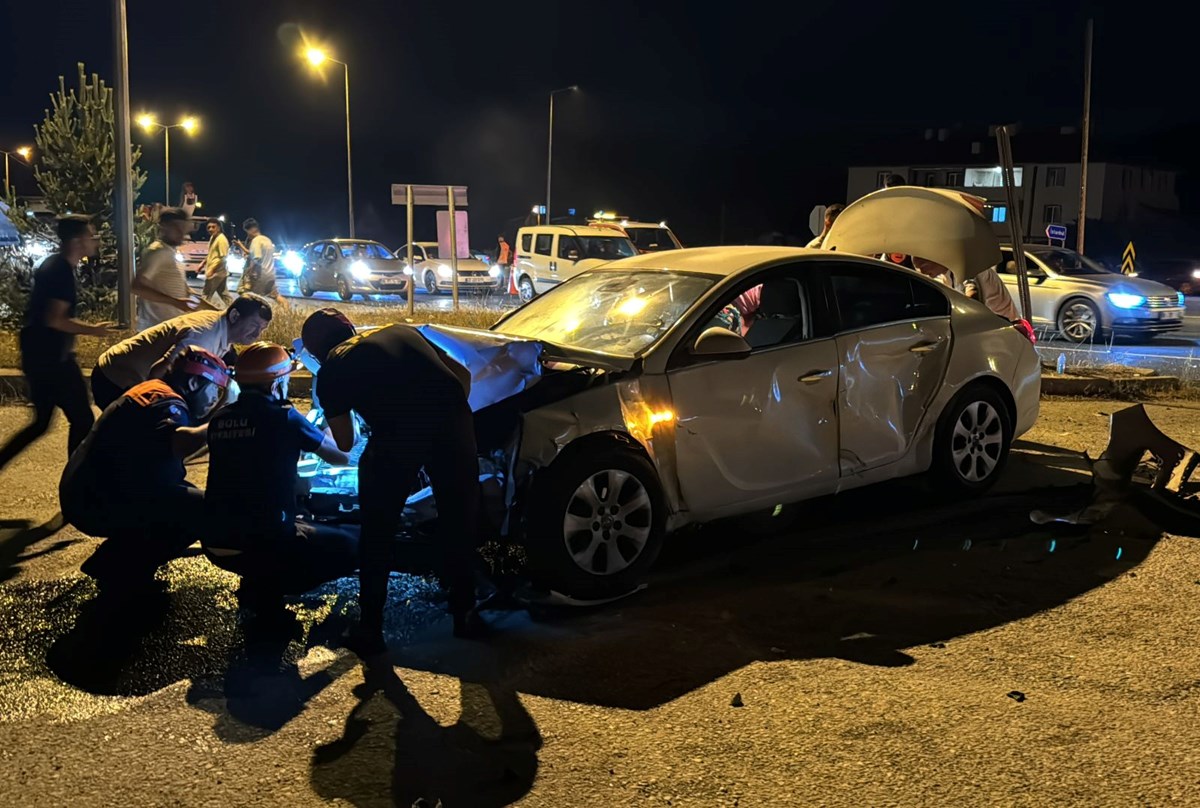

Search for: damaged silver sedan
xmin=295 ymin=236 xmax=1041 ymax=601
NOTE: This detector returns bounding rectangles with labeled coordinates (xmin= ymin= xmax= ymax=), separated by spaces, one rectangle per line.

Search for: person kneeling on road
xmin=60 ymin=348 xmax=230 ymax=595
xmin=201 ymin=342 xmax=359 ymax=617
xmin=301 ymin=308 xmax=486 ymax=646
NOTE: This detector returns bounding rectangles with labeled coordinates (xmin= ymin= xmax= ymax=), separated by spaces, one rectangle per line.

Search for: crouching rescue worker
xmin=300 ymin=309 xmax=485 ymax=647
xmin=60 ymin=348 xmax=230 ymax=594
xmin=201 ymin=342 xmax=359 ymax=616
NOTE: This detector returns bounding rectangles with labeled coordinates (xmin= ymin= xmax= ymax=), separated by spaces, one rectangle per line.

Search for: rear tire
xmin=336 ymin=277 xmax=354 ymax=302
xmin=298 ymin=274 xmax=315 ymax=297
xmin=1057 ymin=298 xmax=1101 ymax=343
xmin=424 ymin=271 xmax=439 ymax=295
xmin=518 ymin=276 xmax=536 ymax=303
xmin=930 ymin=384 xmax=1012 ymax=494
xmin=525 ymin=445 xmax=665 ymax=600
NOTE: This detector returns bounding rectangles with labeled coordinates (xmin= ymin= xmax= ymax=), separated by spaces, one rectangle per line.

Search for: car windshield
xmin=574 ymin=236 xmax=638 ymax=260
xmin=340 ymin=242 xmax=394 ymax=260
xmin=1028 ymin=247 xmax=1113 ymax=275
xmin=497 ymin=270 xmax=718 ymax=357
xmin=626 ymin=228 xmax=678 ymax=251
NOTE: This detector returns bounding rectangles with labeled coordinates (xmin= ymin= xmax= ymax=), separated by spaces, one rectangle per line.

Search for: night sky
xmin=2 ymin=1 xmax=1193 ymax=247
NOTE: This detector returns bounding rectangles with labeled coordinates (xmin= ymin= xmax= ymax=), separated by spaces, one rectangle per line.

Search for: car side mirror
xmin=690 ymin=327 xmax=751 ymax=360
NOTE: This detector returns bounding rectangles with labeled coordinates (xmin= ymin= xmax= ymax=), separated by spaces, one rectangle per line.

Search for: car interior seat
xmin=745 ymin=279 xmax=805 ymax=348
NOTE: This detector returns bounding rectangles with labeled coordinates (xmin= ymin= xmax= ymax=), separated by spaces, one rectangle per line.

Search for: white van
xmin=512 ymin=225 xmax=638 ymax=301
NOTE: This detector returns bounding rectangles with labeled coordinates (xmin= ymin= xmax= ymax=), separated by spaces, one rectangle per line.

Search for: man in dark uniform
xmin=60 ymin=347 xmax=229 ymax=594
xmin=0 ymin=215 xmax=113 ymax=473
xmin=202 ymin=342 xmax=359 ymax=615
xmin=300 ymin=309 xmax=484 ymax=647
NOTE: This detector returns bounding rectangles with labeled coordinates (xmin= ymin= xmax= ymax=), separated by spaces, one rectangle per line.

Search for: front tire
xmin=336 ymin=277 xmax=354 ymax=302
xmin=518 ymin=275 xmax=536 ymax=303
xmin=424 ymin=271 xmax=440 ymax=295
xmin=526 ymin=445 xmax=665 ymax=600
xmin=931 ymin=385 xmax=1012 ymax=494
xmin=1057 ymin=298 xmax=1101 ymax=343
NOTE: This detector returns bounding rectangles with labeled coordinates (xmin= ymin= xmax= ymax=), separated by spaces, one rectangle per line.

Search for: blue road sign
xmin=1046 ymin=224 xmax=1068 ymax=241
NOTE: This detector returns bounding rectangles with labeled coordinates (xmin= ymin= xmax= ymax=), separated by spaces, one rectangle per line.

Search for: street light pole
xmin=1077 ymin=18 xmax=1094 ymax=255
xmin=343 ymin=60 xmax=354 ymax=238
xmin=164 ymin=125 xmax=170 ymax=203
xmin=545 ymin=85 xmax=578 ymax=226
xmin=113 ymin=0 xmax=136 ymax=328
xmin=2 ymin=148 xmax=32 ymax=197
xmin=136 ymin=116 xmax=198 ymax=204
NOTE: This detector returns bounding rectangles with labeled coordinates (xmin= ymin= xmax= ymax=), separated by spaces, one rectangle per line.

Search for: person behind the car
xmin=806 ymin=203 xmax=845 ymax=249
xmin=134 ymin=207 xmax=199 ymax=331
xmin=202 ymin=342 xmax=358 ymax=618
xmin=91 ymin=294 xmax=272 ymax=411
xmin=496 ymin=235 xmax=512 ymax=268
xmin=300 ymin=308 xmax=486 ymax=649
xmin=963 ymin=267 xmax=1021 ymax=321
xmin=911 ymin=256 xmax=956 ymax=287
xmin=882 ymin=173 xmax=907 ymax=188
xmin=0 ymin=215 xmax=113 ymax=473
xmin=202 ymin=218 xmax=233 ymax=307
xmin=237 ymin=217 xmax=288 ymax=310
xmin=61 ymin=348 xmax=229 ymax=595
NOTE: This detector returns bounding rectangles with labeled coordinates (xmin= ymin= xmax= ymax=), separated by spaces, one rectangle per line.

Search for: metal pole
xmin=448 ymin=185 xmax=459 ymax=310
xmin=1077 ymin=18 xmax=1094 ymax=254
xmin=406 ymin=185 xmax=414 ymax=316
xmin=164 ymin=126 xmax=170 ymax=205
xmin=3 ymin=153 xmax=8 ymax=196
xmin=343 ymin=62 xmax=355 ymax=238
xmin=996 ymin=125 xmax=1032 ymax=322
xmin=112 ymin=0 xmax=136 ymax=329
xmin=545 ymin=93 xmax=554 ymax=226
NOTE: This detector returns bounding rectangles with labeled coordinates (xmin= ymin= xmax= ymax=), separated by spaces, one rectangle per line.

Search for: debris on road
xmin=1007 ymin=691 xmax=1026 ymax=703
xmin=730 ymin=693 xmax=744 ymax=708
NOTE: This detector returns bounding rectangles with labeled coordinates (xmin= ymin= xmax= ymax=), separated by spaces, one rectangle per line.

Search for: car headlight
xmin=402 ymin=265 xmax=413 ymax=276
xmin=349 ymin=260 xmax=371 ymax=280
xmin=1179 ymin=291 xmax=1186 ymax=306
xmin=1107 ymin=292 xmax=1145 ymax=309
xmin=281 ymin=250 xmax=304 ymax=276
xmin=227 ymin=254 xmax=245 ymax=274
xmin=488 ymin=266 xmax=501 ymax=277
xmin=437 ymin=264 xmax=452 ymax=279
xmin=1192 ymin=269 xmax=1200 ymax=280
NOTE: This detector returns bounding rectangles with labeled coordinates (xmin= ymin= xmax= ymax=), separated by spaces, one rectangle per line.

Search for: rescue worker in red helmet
xmin=201 ymin=342 xmax=359 ymax=617
xmin=300 ymin=308 xmax=485 ymax=649
xmin=60 ymin=347 xmax=230 ymax=594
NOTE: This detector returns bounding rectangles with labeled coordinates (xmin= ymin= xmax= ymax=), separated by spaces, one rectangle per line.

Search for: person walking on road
xmin=301 ymin=309 xmax=487 ymax=649
xmin=202 ymin=218 xmax=233 ymax=308
xmin=0 ymin=216 xmax=114 ymax=472
xmin=237 ymin=218 xmax=288 ymax=310
xmin=91 ymin=294 xmax=272 ymax=411
xmin=134 ymin=207 xmax=199 ymax=331
xmin=202 ymin=342 xmax=359 ymax=617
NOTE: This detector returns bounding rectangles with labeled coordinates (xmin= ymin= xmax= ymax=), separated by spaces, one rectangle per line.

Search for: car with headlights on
xmin=295 ymin=239 xmax=410 ymax=301
xmin=294 ymin=188 xmax=1038 ymax=601
xmin=996 ymin=245 xmax=1184 ymax=342
xmin=393 ymin=241 xmax=503 ymax=294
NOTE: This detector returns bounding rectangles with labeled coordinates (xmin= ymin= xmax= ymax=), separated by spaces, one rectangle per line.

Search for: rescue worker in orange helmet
xmin=201 ymin=342 xmax=359 ymax=617
xmin=61 ymin=347 xmax=230 ymax=595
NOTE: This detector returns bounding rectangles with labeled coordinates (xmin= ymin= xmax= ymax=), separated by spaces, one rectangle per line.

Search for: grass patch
xmin=0 ymin=301 xmax=508 ymax=370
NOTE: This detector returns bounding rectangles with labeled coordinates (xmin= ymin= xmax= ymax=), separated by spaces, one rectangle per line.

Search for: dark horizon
xmin=3 ymin=1 xmax=1196 ymax=247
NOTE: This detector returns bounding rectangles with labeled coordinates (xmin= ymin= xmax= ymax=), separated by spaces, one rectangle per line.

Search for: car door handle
xmin=550 ymin=261 xmax=557 ymax=272
xmin=798 ymin=370 xmax=833 ymax=383
xmin=909 ymin=341 xmax=943 ymax=354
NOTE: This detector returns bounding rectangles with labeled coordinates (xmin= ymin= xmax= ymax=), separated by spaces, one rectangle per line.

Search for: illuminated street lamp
xmin=545 ymin=85 xmax=579 ymax=226
xmin=302 ymin=46 xmax=355 ymax=237
xmin=2 ymin=146 xmax=33 ymax=196
xmin=136 ymin=114 xmax=199 ymax=204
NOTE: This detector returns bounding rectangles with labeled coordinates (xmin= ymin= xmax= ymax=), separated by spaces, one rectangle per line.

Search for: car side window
xmin=520 ymin=233 xmax=533 ymax=253
xmin=535 ymin=234 xmax=553 ymax=255
xmin=323 ymin=244 xmax=338 ymax=262
xmin=828 ymin=264 xmax=949 ymax=332
xmin=558 ymin=236 xmax=581 ymax=259
xmin=997 ymin=249 xmax=1015 ymax=275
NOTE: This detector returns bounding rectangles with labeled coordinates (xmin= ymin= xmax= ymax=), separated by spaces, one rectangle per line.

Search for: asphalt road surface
xmin=5 ymin=400 xmax=1200 ymax=806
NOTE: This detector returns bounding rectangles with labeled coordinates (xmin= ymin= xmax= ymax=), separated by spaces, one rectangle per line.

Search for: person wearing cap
xmin=91 ymin=294 xmax=273 ymax=411
xmin=202 ymin=342 xmax=358 ymax=616
xmin=237 ymin=218 xmax=288 ymax=310
xmin=300 ymin=308 xmax=484 ymax=646
xmin=133 ymin=207 xmax=200 ymax=332
xmin=60 ymin=347 xmax=230 ymax=594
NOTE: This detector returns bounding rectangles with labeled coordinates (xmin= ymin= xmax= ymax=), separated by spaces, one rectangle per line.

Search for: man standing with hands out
xmin=0 ymin=215 xmax=114 ymax=472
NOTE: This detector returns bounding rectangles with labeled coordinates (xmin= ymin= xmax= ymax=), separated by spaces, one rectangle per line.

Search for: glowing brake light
xmin=1013 ymin=318 xmax=1036 ymax=344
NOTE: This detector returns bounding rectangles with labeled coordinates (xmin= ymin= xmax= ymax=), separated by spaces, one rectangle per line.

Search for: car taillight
xmin=1013 ymin=318 xmax=1036 ymax=344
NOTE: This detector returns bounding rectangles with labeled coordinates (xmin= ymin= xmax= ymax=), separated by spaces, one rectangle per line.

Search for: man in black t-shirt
xmin=301 ymin=308 xmax=484 ymax=647
xmin=0 ymin=215 xmax=113 ymax=473
xmin=202 ymin=342 xmax=358 ymax=614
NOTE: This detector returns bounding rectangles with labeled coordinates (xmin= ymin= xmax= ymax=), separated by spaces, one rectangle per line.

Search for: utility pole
xmin=112 ymin=0 xmax=136 ymax=329
xmin=1077 ymin=18 xmax=1094 ymax=255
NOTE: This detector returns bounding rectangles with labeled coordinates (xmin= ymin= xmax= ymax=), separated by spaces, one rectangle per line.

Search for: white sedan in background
xmin=300 ymin=189 xmax=1039 ymax=600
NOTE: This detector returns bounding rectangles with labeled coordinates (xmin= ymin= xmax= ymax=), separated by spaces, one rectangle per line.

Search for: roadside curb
xmin=0 ymin=368 xmax=314 ymax=403
xmin=1041 ymin=375 xmax=1181 ymax=396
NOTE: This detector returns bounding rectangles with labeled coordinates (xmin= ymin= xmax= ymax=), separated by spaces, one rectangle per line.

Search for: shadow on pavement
xmin=0 ymin=514 xmax=68 ymax=582
xmin=310 ymin=659 xmax=541 ymax=808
